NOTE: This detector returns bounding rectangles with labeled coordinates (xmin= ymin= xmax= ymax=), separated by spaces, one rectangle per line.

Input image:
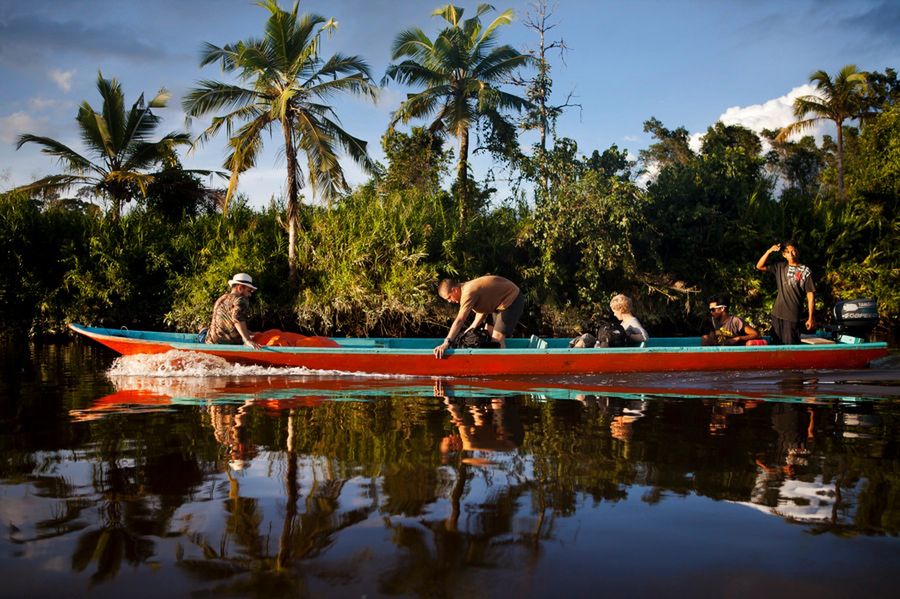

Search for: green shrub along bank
xmin=2 ymin=115 xmax=898 ymax=342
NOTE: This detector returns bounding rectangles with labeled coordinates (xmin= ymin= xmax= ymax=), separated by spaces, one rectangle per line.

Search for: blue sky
xmin=1 ymin=0 xmax=898 ymax=207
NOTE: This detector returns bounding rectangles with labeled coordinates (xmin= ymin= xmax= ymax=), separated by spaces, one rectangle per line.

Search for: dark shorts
xmin=771 ymin=316 xmax=801 ymax=345
xmin=493 ymin=292 xmax=524 ymax=336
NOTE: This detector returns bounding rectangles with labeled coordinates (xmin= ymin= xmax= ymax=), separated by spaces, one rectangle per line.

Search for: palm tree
xmin=183 ymin=0 xmax=377 ymax=282
xmin=384 ymin=4 xmax=532 ymax=226
xmin=776 ymin=65 xmax=868 ymax=201
xmin=15 ymin=73 xmax=192 ymax=221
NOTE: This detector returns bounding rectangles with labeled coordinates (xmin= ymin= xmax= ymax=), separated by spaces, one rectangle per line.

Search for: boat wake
xmin=106 ymin=350 xmax=412 ymax=379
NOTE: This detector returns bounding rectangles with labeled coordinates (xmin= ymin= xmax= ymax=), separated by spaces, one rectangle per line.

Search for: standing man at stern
xmin=433 ymin=276 xmax=524 ymax=359
xmin=755 ymin=241 xmax=816 ymax=345
xmin=206 ymin=273 xmax=263 ymax=349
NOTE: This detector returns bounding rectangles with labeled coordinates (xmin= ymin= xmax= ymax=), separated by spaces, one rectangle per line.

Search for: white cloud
xmin=374 ymin=86 xmax=406 ymax=114
xmin=28 ymin=96 xmax=68 ymax=111
xmin=49 ymin=68 xmax=75 ymax=92
xmin=717 ymin=83 xmax=829 ymax=140
xmin=0 ymin=111 xmax=43 ymax=143
xmin=640 ymin=85 xmax=830 ymax=185
xmin=635 ymin=160 xmax=658 ymax=190
xmin=623 ymin=135 xmax=640 ymax=142
xmin=688 ymin=131 xmax=704 ymax=153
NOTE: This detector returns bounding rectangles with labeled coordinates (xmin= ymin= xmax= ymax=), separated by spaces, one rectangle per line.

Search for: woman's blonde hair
xmin=609 ymin=294 xmax=634 ymax=314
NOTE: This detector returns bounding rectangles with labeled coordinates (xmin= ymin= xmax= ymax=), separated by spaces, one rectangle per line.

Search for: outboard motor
xmin=831 ymin=298 xmax=879 ymax=340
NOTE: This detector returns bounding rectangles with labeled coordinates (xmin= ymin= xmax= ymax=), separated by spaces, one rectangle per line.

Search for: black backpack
xmin=452 ymin=328 xmax=501 ymax=349
xmin=595 ymin=321 xmax=629 ymax=347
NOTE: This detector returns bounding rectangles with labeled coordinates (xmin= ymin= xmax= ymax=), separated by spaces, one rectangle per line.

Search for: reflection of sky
xmin=1 ymin=451 xmax=95 ymax=531
xmin=734 ymin=475 xmax=861 ymax=524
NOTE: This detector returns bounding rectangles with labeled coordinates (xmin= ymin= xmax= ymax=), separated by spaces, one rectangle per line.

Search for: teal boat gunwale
xmin=69 ymin=323 xmax=887 ymax=355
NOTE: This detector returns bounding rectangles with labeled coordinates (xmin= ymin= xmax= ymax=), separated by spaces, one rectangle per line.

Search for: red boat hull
xmin=71 ymin=325 xmax=888 ymax=377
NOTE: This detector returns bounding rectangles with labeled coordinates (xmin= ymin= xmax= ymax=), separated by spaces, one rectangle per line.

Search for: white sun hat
xmin=228 ymin=273 xmax=257 ymax=290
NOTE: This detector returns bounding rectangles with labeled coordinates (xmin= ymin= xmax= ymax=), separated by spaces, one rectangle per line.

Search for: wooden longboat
xmin=69 ymin=323 xmax=888 ymax=377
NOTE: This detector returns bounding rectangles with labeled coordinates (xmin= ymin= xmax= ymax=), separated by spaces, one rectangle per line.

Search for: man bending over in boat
xmin=434 ymin=276 xmax=525 ymax=359
xmin=701 ymin=295 xmax=761 ymax=346
xmin=755 ymin=241 xmax=816 ymax=345
xmin=206 ymin=273 xmax=262 ymax=349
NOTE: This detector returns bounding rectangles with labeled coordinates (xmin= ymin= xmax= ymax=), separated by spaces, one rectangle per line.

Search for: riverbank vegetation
xmin=2 ymin=2 xmax=897 ymax=342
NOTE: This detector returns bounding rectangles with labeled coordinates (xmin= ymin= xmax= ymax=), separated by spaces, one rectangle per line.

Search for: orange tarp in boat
xmin=252 ymin=329 xmax=340 ymax=348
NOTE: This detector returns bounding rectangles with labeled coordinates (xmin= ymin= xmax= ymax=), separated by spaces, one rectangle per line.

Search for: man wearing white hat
xmin=205 ymin=273 xmax=262 ymax=349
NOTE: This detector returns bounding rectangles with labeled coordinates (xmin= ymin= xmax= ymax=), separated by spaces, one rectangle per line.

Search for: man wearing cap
xmin=205 ymin=273 xmax=262 ymax=349
xmin=701 ymin=295 xmax=761 ymax=346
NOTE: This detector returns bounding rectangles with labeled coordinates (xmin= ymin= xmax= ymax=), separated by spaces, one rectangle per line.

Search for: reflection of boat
xmin=68 ymin=370 xmax=879 ymax=421
xmin=69 ymin=323 xmax=888 ymax=377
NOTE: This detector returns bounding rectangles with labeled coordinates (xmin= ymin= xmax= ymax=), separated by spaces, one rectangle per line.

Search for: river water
xmin=1 ymin=341 xmax=899 ymax=598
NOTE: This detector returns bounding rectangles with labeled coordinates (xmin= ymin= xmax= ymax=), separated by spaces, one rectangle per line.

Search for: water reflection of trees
xmin=4 ymin=380 xmax=900 ymax=591
xmin=172 ymin=391 xmax=900 ymax=593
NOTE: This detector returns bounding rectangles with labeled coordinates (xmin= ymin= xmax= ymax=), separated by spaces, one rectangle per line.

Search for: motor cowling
xmin=831 ymin=298 xmax=879 ymax=340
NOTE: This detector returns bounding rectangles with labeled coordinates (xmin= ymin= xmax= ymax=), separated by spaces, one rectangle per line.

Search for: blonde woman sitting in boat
xmin=609 ymin=294 xmax=649 ymax=345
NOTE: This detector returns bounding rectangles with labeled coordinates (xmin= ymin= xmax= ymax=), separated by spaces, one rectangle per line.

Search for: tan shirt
xmin=460 ymin=276 xmax=520 ymax=315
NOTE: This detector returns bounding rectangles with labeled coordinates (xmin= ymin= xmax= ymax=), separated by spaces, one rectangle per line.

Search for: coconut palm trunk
xmin=282 ymin=117 xmax=300 ymax=285
xmin=457 ymin=126 xmax=470 ymax=225
xmin=835 ymin=122 xmax=845 ymax=201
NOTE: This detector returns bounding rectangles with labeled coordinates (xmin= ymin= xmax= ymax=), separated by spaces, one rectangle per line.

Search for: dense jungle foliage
xmin=2 ymin=106 xmax=897 ymax=341
xmin=2 ymin=2 xmax=897 ymax=343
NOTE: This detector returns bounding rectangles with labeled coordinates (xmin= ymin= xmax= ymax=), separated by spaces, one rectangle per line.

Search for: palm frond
xmin=148 ymin=88 xmax=170 ymax=109
xmin=122 ymin=90 xmax=166 ymax=150
xmin=183 ymin=81 xmax=259 ymax=117
xmin=384 ymin=61 xmax=448 ymax=88
xmin=236 ymin=43 xmax=277 ymax=80
xmin=433 ymin=4 xmax=465 ymax=26
xmin=192 ymin=105 xmax=267 ymax=150
xmin=73 ymin=103 xmax=112 ymax=159
xmin=792 ymin=95 xmax=831 ymax=120
xmin=307 ymin=73 xmax=378 ymax=103
xmin=12 ymin=174 xmax=96 ymax=196
xmin=312 ymin=53 xmax=373 ymax=82
xmin=221 ymin=118 xmax=270 ymax=210
xmin=96 ymin=74 xmax=126 ymax=154
xmin=473 ymin=45 xmax=530 ymax=80
xmin=391 ymin=89 xmax=447 ymax=125
xmin=199 ymin=42 xmax=235 ymax=69
xmin=491 ymin=89 xmax=533 ymax=113
xmin=123 ymin=132 xmax=191 ymax=172
xmin=776 ymin=118 xmax=821 ymax=142
xmin=314 ymin=114 xmax=374 ymax=173
xmin=477 ymin=9 xmax=514 ymax=46
xmin=391 ymin=28 xmax=434 ymax=61
xmin=294 ymin=111 xmax=345 ymax=199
